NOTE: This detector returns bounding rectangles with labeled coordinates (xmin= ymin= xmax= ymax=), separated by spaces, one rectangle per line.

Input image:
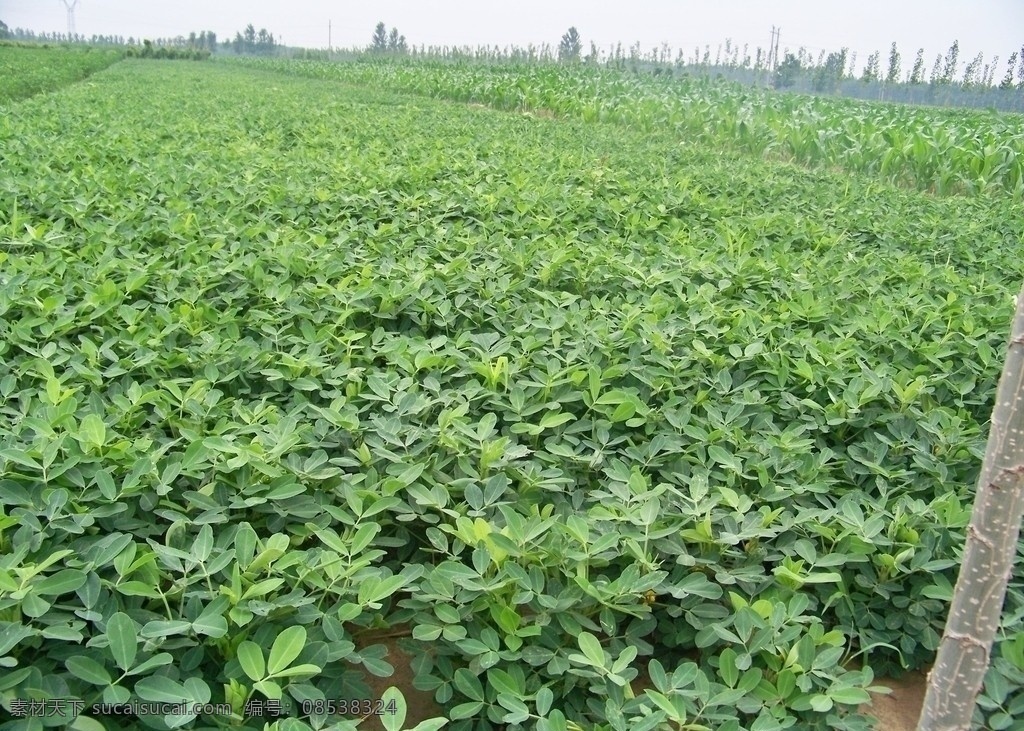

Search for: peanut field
xmin=1 ymin=55 xmax=1024 ymax=731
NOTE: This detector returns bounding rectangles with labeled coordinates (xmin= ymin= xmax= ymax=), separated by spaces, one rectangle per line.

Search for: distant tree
xmin=585 ymin=40 xmax=599 ymax=64
xmin=229 ymin=25 xmax=274 ymax=55
xmin=256 ymin=28 xmax=275 ymax=54
xmin=980 ymin=55 xmax=997 ymax=87
xmin=940 ymin=39 xmax=959 ymax=84
xmin=885 ymin=42 xmax=901 ymax=84
xmin=1001 ymin=51 xmax=1019 ymax=89
xmin=773 ymin=52 xmax=801 ymax=88
xmin=813 ymin=48 xmax=847 ymax=91
xmin=929 ymin=52 xmax=943 ymax=84
xmin=0 ymin=19 xmax=10 ymax=40
xmin=558 ymin=26 xmax=582 ymax=63
xmin=1018 ymin=44 xmax=1024 ymax=88
xmin=861 ymin=50 xmax=880 ymax=82
xmin=371 ymin=22 xmax=387 ymax=52
xmin=909 ymin=48 xmax=925 ymax=83
xmin=847 ymin=50 xmax=857 ymax=77
xmin=962 ymin=51 xmax=983 ymax=87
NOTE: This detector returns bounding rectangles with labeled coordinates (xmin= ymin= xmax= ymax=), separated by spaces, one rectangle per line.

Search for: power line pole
xmin=60 ymin=0 xmax=79 ymax=38
xmin=766 ymin=26 xmax=780 ymax=87
xmin=328 ymin=19 xmax=331 ymax=52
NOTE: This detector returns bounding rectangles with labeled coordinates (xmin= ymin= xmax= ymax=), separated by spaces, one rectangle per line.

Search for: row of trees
xmin=1 ymin=20 xmax=277 ymax=57
xmin=0 ymin=24 xmax=219 ymax=52
xmin=369 ymin=22 xmax=408 ymax=54
xmin=369 ymin=28 xmax=1023 ymax=93
xmin=230 ymin=24 xmax=277 ymax=55
xmin=776 ymin=39 xmax=1024 ymax=91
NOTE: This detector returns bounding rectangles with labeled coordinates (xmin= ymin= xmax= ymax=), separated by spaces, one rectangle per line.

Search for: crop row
xmin=227 ymin=56 xmax=1024 ymax=198
xmin=0 ymin=43 xmax=123 ymax=103
xmin=1 ymin=60 xmax=1023 ymax=730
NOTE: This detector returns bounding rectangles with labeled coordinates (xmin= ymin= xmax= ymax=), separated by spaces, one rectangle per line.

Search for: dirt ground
xmin=860 ymin=670 xmax=930 ymax=731
xmin=350 ymin=631 xmax=930 ymax=730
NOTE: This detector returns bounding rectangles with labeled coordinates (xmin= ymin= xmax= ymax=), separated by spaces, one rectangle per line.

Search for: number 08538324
xmin=300 ymin=698 xmax=399 ymax=716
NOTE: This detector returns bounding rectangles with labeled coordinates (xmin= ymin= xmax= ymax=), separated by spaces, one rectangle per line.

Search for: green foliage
xmin=230 ymin=24 xmax=277 ymax=56
xmin=0 ymin=43 xmax=122 ymax=102
xmin=773 ymin=53 xmax=802 ymax=89
xmin=0 ymin=58 xmax=1022 ymax=731
xmin=369 ymin=23 xmax=407 ymax=56
xmin=124 ymin=41 xmax=211 ymax=61
xmin=225 ymin=55 xmax=1024 ymax=197
xmin=372 ymin=22 xmax=389 ymax=53
xmin=559 ymin=28 xmax=582 ymax=64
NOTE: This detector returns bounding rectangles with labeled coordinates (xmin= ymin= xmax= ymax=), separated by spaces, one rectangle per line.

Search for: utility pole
xmin=766 ymin=26 xmax=781 ymax=87
xmin=328 ymin=19 xmax=331 ymax=53
xmin=60 ymin=0 xmax=79 ymax=38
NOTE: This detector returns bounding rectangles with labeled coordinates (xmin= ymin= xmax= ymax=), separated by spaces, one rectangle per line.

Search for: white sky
xmin=3 ymin=0 xmax=1022 ymax=72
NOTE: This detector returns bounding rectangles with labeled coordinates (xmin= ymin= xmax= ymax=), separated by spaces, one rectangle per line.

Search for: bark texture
xmin=918 ymin=285 xmax=1024 ymax=731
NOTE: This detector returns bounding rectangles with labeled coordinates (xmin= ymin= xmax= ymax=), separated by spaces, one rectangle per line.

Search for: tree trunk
xmin=918 ymin=285 xmax=1024 ymax=731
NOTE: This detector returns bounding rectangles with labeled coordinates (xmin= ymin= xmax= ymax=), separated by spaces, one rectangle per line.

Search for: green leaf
xmin=79 ymin=414 xmax=106 ymax=450
xmin=381 ymin=686 xmax=408 ymax=731
xmin=69 ymin=717 xmax=108 ymax=731
xmin=644 ymin=690 xmax=686 ymax=722
xmin=0 ymin=448 xmax=42 ymax=470
xmin=539 ymin=411 xmax=575 ymax=429
xmin=135 ymin=675 xmax=188 ymax=703
xmin=708 ymin=444 xmax=742 ymax=472
xmin=810 ymin=694 xmax=834 ymax=713
xmin=192 ymin=610 xmax=228 ymax=638
xmin=126 ymin=653 xmax=174 ymax=676
xmin=350 ymin=523 xmax=380 ymax=555
xmin=718 ymin=648 xmax=739 ymax=688
xmin=270 ymin=663 xmax=322 ymax=678
xmin=142 ymin=620 xmax=194 ymax=640
xmin=828 ymin=687 xmax=871 ymax=706
xmin=486 ymin=668 xmax=522 ymax=697
xmin=115 ymin=580 xmax=161 ymax=598
xmin=450 ymin=702 xmax=483 ymax=720
xmin=453 ymin=668 xmax=485 ymax=702
xmin=21 ymin=592 xmax=51 ymax=617
xmin=253 ymin=678 xmax=283 ymax=701
xmin=106 ymin=612 xmax=138 ymax=672
xmin=267 ymin=625 xmax=307 ymax=676
xmin=577 ymin=632 xmax=606 ymax=667
xmin=237 ymin=640 xmax=266 ymax=681
xmin=66 ymin=655 xmax=113 ymax=686
xmin=358 ymin=574 xmax=407 ymax=605
xmin=265 ymin=481 xmax=306 ymax=500
xmin=535 ymin=686 xmax=554 ymax=716
xmin=33 ymin=569 xmax=87 ymax=596
xmin=407 ymin=722 xmax=447 ymax=731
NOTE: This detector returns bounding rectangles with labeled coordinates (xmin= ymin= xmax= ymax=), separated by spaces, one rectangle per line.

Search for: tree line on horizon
xmin=2 ymin=14 xmax=1022 ymax=93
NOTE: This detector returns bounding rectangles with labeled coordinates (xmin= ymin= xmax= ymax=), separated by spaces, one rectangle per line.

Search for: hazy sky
xmin=4 ymin=1 xmax=1023 ymax=73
